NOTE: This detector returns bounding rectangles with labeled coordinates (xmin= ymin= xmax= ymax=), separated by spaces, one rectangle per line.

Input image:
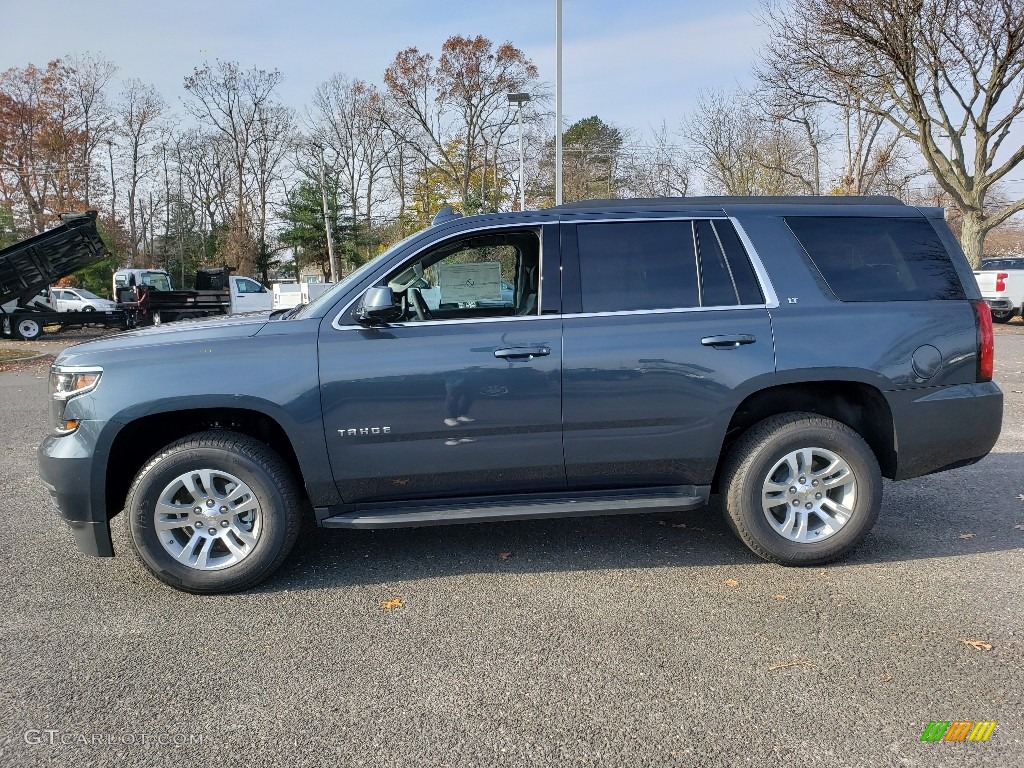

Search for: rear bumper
xmin=37 ymin=429 xmax=114 ymax=557
xmin=887 ymin=381 xmax=1003 ymax=480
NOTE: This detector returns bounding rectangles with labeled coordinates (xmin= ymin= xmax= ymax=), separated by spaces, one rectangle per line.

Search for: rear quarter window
xmin=786 ymin=217 xmax=966 ymax=301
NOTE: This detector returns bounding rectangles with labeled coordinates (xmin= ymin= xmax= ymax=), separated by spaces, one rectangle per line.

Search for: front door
xmin=319 ymin=224 xmax=565 ymax=503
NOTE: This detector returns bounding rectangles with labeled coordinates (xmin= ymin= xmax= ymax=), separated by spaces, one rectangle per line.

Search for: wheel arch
xmin=718 ymin=380 xmax=896 ymax=486
xmin=104 ymin=407 xmax=307 ymax=521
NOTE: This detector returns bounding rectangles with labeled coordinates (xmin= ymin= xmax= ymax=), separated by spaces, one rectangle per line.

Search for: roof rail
xmin=550 ymin=195 xmax=906 ymax=209
xmin=431 ymin=206 xmax=463 ymax=226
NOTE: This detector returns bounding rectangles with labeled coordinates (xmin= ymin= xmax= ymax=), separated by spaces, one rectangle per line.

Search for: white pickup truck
xmin=974 ymin=257 xmax=1024 ymax=323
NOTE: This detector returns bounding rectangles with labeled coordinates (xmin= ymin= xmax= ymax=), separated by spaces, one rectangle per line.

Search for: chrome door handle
xmin=701 ymin=334 xmax=756 ymax=348
xmin=494 ymin=347 xmax=550 ymax=359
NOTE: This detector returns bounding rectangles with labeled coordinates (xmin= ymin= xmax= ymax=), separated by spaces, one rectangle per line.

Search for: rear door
xmin=560 ymin=216 xmax=776 ymax=489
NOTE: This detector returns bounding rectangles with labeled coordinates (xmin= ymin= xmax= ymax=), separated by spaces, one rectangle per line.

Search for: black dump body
xmin=0 ymin=211 xmax=107 ymax=307
xmin=0 ymin=211 xmax=127 ymax=340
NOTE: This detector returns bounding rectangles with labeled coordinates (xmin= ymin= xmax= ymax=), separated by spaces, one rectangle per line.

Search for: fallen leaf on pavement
xmin=381 ymin=598 xmax=403 ymax=610
xmin=774 ymin=594 xmax=787 ymax=600
xmin=959 ymin=533 xmax=975 ymax=539
xmin=881 ymin=674 xmax=893 ymax=682
xmin=960 ymin=639 xmax=993 ymax=651
xmin=1014 ymin=524 xmax=1024 ymax=531
xmin=497 ymin=552 xmax=512 ymax=560
xmin=725 ymin=578 xmax=739 ymax=588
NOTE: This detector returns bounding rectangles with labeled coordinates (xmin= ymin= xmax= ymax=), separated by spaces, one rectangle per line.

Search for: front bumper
xmin=37 ymin=424 xmax=114 ymax=557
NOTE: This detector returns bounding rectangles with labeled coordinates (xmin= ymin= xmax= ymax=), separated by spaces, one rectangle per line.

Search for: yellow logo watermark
xmin=920 ymin=721 xmax=996 ymax=742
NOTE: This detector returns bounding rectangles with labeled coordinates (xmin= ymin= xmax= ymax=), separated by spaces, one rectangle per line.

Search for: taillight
xmin=995 ymin=272 xmax=1008 ymax=292
xmin=972 ymin=300 xmax=993 ymax=382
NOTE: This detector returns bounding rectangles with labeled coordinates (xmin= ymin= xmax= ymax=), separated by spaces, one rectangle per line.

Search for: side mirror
xmin=356 ymin=286 xmax=401 ymax=325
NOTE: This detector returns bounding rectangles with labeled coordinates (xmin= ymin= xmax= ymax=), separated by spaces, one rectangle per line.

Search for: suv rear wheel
xmin=126 ymin=431 xmax=302 ymax=593
xmin=721 ymin=413 xmax=881 ymax=565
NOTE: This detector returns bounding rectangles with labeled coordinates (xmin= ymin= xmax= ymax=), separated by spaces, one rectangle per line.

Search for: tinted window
xmin=577 ymin=222 xmax=698 ymax=312
xmin=695 ymin=220 xmax=738 ymax=306
xmin=786 ymin=217 xmax=965 ymax=301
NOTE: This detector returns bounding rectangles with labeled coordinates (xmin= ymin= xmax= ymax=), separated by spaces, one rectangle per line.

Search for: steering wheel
xmin=408 ymin=288 xmax=433 ymax=321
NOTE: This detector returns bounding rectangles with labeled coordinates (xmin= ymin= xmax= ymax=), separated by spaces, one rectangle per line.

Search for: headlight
xmin=50 ymin=365 xmax=102 ymax=434
xmin=50 ymin=366 xmax=103 ymax=401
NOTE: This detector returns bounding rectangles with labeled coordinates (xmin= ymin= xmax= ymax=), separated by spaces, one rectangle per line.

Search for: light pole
xmin=508 ymin=92 xmax=531 ymax=211
xmin=314 ymin=142 xmax=338 ymax=283
xmin=555 ymin=0 xmax=563 ymax=205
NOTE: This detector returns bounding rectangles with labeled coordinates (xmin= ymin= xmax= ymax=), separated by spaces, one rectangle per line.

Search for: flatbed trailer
xmin=115 ymin=267 xmax=233 ymax=326
xmin=0 ymin=211 xmax=128 ymax=341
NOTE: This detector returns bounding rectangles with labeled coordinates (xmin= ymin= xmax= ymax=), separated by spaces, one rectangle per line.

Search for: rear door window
xmin=576 ymin=221 xmax=699 ymax=312
xmin=786 ymin=217 xmax=965 ymax=301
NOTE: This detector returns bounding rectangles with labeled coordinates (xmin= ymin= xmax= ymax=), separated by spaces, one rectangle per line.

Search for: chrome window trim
xmin=562 ymin=304 xmax=771 ymax=320
xmin=330 ymin=214 xmax=778 ymax=330
xmin=728 ymin=217 xmax=779 ymax=308
xmin=331 ymin=222 xmax=547 ymax=331
xmin=331 ymin=304 xmax=770 ymax=331
xmin=334 ymin=313 xmax=557 ymax=331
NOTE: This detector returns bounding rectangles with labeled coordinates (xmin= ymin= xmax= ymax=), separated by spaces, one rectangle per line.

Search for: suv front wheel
xmin=126 ymin=431 xmax=302 ymax=593
xmin=721 ymin=413 xmax=882 ymax=565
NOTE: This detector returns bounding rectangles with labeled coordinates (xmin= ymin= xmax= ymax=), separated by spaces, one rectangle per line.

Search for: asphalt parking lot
xmin=0 ymin=323 xmax=1022 ymax=767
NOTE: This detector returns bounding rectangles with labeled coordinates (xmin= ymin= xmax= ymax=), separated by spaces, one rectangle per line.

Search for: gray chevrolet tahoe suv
xmin=38 ymin=197 xmax=1003 ymax=593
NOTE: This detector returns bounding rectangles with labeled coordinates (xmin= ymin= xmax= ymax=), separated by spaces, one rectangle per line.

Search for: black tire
xmin=720 ymin=412 xmax=882 ymax=566
xmin=990 ymin=308 xmax=1015 ymax=324
xmin=82 ymin=305 xmax=96 ymax=313
xmin=125 ymin=431 xmax=302 ymax=593
xmin=14 ymin=317 xmax=42 ymax=341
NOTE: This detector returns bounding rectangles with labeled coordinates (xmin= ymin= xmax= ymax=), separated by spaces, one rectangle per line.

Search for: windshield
xmin=290 ymin=228 xmax=426 ymax=319
xmin=143 ymin=272 xmax=172 ymax=291
xmin=77 ymin=289 xmax=102 ymax=300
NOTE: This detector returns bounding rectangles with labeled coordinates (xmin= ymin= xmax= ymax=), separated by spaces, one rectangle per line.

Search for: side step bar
xmin=318 ymin=486 xmax=709 ymax=530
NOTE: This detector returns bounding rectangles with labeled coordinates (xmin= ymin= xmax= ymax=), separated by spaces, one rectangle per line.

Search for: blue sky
xmin=0 ymin=0 xmax=766 ymax=136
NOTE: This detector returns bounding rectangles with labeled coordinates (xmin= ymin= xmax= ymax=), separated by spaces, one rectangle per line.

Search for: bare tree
xmin=184 ymin=61 xmax=285 ymax=274
xmin=248 ymin=101 xmax=294 ymax=283
xmin=310 ymin=75 xmax=393 ymax=257
xmin=115 ymin=78 xmax=165 ymax=265
xmin=760 ymin=0 xmax=1024 ymax=265
xmin=620 ymin=122 xmax=690 ymax=198
xmin=176 ymin=128 xmax=236 ymax=265
xmin=683 ymin=89 xmax=815 ymax=195
xmin=65 ymin=53 xmax=117 ymax=207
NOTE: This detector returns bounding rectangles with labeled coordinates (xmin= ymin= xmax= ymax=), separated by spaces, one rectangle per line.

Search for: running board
xmin=318 ymin=486 xmax=709 ymax=530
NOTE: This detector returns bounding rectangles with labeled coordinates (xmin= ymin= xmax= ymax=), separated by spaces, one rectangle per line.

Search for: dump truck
xmin=0 ymin=211 xmax=126 ymax=341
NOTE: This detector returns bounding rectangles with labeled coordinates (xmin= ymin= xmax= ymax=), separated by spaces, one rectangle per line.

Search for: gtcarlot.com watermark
xmin=24 ymin=729 xmax=203 ymax=747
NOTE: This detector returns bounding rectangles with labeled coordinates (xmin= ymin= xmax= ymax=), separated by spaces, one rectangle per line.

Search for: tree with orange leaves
xmin=0 ymin=60 xmax=89 ymax=234
xmin=384 ymin=35 xmax=542 ymax=215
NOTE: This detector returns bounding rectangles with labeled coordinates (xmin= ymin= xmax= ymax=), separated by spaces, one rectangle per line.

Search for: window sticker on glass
xmin=439 ymin=262 xmax=503 ymax=303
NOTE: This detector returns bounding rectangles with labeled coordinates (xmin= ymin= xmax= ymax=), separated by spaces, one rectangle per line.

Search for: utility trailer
xmin=0 ymin=211 xmax=127 ymax=341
